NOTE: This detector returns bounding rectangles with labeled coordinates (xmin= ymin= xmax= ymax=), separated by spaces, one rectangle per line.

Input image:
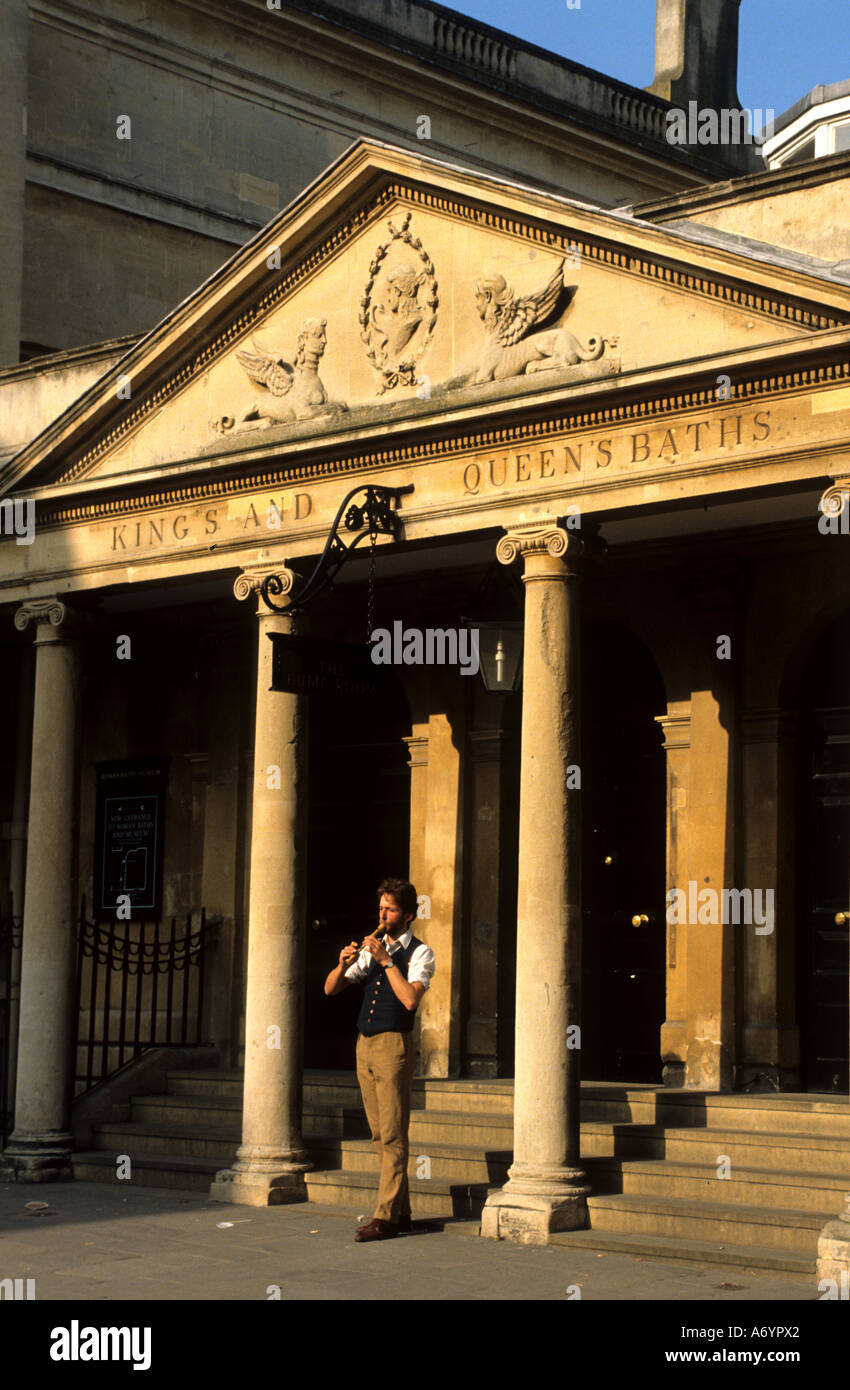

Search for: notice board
xmin=93 ymin=758 xmax=170 ymax=919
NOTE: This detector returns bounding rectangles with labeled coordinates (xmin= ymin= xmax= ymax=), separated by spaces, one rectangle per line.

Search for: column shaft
xmin=482 ymin=525 xmax=590 ymax=1243
xmin=2 ymin=603 xmax=81 ymax=1180
xmin=211 ymin=577 xmax=310 ymax=1205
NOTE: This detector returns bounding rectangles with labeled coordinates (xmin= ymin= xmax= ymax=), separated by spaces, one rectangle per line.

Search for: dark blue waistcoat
xmin=356 ymin=936 xmax=422 ymax=1037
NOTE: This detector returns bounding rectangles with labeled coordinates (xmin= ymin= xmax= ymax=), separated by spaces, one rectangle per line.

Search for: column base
xmin=481 ymin=1168 xmax=590 ymax=1245
xmin=816 ymin=1215 xmax=850 ymax=1297
xmin=210 ymin=1148 xmax=311 ymax=1207
xmin=0 ymin=1130 xmax=74 ymax=1183
xmin=736 ymin=1063 xmax=801 ymax=1093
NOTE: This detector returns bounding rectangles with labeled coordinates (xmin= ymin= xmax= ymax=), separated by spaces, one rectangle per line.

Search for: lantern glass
xmin=469 ymin=620 xmax=523 ymax=692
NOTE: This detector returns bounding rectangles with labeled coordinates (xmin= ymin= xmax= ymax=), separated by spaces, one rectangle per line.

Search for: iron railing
xmin=74 ymin=900 xmax=215 ymax=1096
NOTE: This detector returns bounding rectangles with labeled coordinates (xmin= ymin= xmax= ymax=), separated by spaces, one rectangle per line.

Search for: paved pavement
xmin=0 ymin=1179 xmax=820 ymax=1303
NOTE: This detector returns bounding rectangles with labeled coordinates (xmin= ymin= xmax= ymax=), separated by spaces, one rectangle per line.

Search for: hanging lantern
xmin=462 ymin=618 xmax=523 ymax=693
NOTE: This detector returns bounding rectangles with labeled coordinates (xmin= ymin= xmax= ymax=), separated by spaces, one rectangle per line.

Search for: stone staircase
xmin=71 ymin=1070 xmax=849 ymax=1273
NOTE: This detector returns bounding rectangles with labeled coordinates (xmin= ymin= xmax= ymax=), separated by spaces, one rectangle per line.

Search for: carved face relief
xmin=360 ymin=212 xmax=438 ymax=394
xmin=297 ymin=317 xmax=328 ymax=365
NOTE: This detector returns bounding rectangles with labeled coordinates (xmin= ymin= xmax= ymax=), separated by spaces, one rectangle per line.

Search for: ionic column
xmin=1 ymin=600 xmax=82 ymax=1181
xmin=211 ymin=568 xmax=310 ymax=1205
xmin=481 ymin=523 xmax=590 ymax=1244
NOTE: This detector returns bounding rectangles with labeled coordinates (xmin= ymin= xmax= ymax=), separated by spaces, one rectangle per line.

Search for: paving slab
xmin=0 ymin=1178 xmax=824 ymax=1303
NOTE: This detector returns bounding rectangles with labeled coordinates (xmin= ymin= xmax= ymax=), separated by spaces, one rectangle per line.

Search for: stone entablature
xmin=2 ymin=370 xmax=849 ymax=605
xmin=2 ymin=143 xmax=850 ymax=609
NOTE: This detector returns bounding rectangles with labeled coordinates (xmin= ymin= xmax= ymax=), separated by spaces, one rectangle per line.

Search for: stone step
xmin=130 ymin=1093 xmax=369 ymax=1139
xmin=309 ymin=1135 xmax=512 ymax=1185
xmin=167 ymin=1069 xmax=245 ymax=1100
xmin=304 ymin=1137 xmax=845 ymax=1212
xmin=304 ymin=1168 xmax=489 ymax=1219
xmin=117 ymin=1098 xmax=849 ymax=1172
xmin=132 ymin=1094 xmax=243 ymax=1129
xmin=72 ymin=1150 xmax=219 ymax=1192
xmin=581 ymin=1121 xmax=849 ymax=1169
xmin=585 ymin=1193 xmax=824 ymax=1254
xmin=164 ymin=1071 xmax=850 ymax=1136
xmin=585 ymin=1156 xmax=845 ymax=1214
xmin=580 ymin=1091 xmax=850 ymax=1137
xmin=548 ymin=1226 xmax=817 ymax=1275
xmin=91 ymin=1120 xmax=240 ymax=1162
xmin=406 ymin=1108 xmax=514 ymax=1147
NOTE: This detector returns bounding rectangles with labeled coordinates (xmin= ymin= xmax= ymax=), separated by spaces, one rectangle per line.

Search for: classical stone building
xmin=0 ymin=0 xmax=848 ymax=1273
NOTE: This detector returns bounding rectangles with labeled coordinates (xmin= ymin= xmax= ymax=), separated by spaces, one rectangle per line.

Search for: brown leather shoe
xmin=355 ymin=1218 xmax=398 ymax=1242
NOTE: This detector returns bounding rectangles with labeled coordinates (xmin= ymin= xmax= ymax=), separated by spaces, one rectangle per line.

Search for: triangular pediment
xmin=6 ymin=140 xmax=850 ymax=500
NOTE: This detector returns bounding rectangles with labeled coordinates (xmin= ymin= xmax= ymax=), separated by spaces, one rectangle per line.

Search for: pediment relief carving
xmin=45 ymin=180 xmax=840 ymax=489
xmin=212 ymin=316 xmax=348 ymax=434
xmin=468 ymin=258 xmax=618 ymax=385
xmin=359 ymin=212 xmax=439 ymax=392
xmin=208 ymin=233 xmax=619 ymax=444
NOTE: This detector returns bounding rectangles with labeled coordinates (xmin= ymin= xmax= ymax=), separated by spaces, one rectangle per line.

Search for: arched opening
xmin=581 ymin=621 xmax=667 ymax=1082
xmin=796 ymin=607 xmax=850 ymax=1093
xmin=304 ymin=677 xmax=412 ymax=1069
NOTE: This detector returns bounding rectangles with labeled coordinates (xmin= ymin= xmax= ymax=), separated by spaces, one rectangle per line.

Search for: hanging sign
xmin=268 ymin=632 xmax=393 ymax=699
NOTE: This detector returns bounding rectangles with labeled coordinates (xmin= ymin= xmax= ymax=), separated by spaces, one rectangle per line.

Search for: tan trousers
xmin=355 ymin=1030 xmax=417 ymax=1222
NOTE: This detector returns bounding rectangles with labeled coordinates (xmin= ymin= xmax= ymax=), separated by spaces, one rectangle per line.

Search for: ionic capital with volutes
xmin=233 ymin=564 xmax=298 ymax=616
xmin=496 ymin=522 xmax=572 ymax=567
xmin=13 ymin=597 xmax=84 ymax=645
xmin=819 ymin=476 xmax=850 ymax=518
xmin=496 ymin=521 xmax=602 ymax=573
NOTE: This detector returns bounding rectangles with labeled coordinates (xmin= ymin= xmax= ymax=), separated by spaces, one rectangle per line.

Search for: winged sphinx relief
xmin=208 ymin=251 xmax=617 ymax=441
xmin=471 ymin=258 xmax=618 ymax=384
xmin=212 ymin=317 xmax=348 ymax=434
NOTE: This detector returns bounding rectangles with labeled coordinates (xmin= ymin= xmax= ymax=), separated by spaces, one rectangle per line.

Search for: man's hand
xmin=362 ymin=933 xmax=392 ymax=968
xmin=325 ymin=941 xmax=359 ymax=996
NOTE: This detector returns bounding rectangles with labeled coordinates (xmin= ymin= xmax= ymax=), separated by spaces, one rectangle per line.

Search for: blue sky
xmin=446 ymin=1 xmax=849 ymax=119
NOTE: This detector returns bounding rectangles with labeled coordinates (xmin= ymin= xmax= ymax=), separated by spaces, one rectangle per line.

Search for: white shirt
xmin=344 ymin=927 xmax=435 ymax=990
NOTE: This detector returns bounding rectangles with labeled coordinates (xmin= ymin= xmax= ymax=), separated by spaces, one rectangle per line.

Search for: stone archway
xmin=581 ymin=620 xmax=667 ymax=1082
xmin=792 ymin=608 xmax=850 ymax=1093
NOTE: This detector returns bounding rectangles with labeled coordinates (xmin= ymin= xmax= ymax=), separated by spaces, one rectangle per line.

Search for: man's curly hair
xmin=377 ymin=877 xmax=418 ymax=921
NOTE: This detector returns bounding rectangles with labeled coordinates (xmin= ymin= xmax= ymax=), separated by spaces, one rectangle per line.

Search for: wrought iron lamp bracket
xmin=259 ymin=484 xmax=414 ymax=615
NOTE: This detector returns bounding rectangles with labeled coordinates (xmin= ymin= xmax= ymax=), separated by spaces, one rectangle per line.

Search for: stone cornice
xmin=655 ymin=706 xmax=691 ymax=750
xmin=27 ymin=346 xmax=850 ymax=533
xmin=633 ymin=151 xmax=850 ymax=222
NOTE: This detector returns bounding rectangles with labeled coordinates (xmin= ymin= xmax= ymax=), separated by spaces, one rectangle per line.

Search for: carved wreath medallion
xmin=359 ymin=212 xmax=438 ymax=393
